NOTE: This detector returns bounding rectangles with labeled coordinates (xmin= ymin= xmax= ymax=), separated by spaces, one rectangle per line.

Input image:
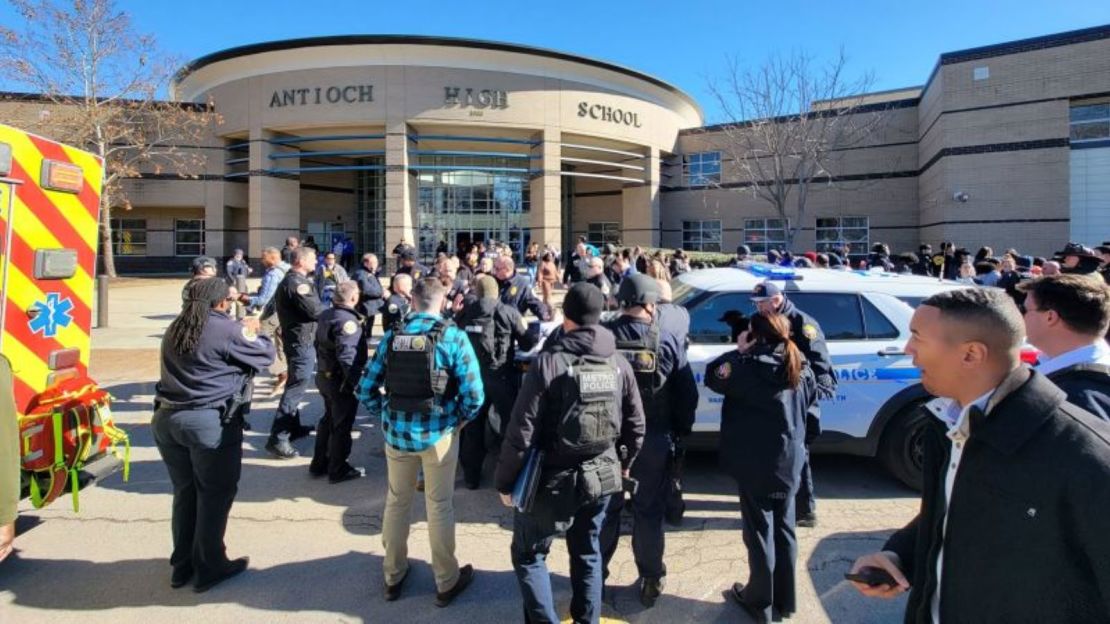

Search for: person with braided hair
xmin=153 ymin=277 xmax=275 ymax=593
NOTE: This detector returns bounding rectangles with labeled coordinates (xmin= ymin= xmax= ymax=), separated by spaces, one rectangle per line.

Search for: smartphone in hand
xmin=845 ymin=567 xmax=901 ymax=587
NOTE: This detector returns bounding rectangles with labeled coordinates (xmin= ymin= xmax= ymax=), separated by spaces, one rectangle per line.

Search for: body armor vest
xmin=614 ymin=319 xmax=669 ymax=427
xmin=385 ymin=320 xmax=450 ymax=413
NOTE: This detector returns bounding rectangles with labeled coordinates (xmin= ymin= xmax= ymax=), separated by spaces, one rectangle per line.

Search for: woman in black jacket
xmin=705 ymin=312 xmax=816 ymax=624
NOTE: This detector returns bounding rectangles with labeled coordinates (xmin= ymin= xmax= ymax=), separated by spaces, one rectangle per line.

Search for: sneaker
xmin=639 ymin=576 xmax=665 ymax=608
xmin=329 ymin=466 xmax=365 ymax=484
xmin=266 ymin=438 xmax=298 ymax=459
xmin=435 ymin=564 xmax=474 ymax=607
xmin=796 ymin=513 xmax=818 ymax=528
xmin=194 ymin=557 xmax=249 ymax=593
xmin=384 ymin=567 xmax=411 ymax=602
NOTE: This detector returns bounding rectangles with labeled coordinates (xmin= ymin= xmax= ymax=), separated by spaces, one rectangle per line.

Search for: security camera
xmin=953 ymin=191 xmax=970 ymax=203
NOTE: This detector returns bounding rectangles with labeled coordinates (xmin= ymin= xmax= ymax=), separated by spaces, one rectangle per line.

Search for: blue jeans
xmin=511 ymin=492 xmax=611 ymax=624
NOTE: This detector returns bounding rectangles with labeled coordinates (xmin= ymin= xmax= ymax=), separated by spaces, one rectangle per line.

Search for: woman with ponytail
xmin=153 ymin=277 xmax=274 ymax=593
xmin=705 ymin=312 xmax=816 ymax=623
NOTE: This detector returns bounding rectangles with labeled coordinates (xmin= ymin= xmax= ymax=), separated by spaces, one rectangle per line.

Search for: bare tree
xmin=0 ymin=0 xmax=216 ymax=276
xmin=707 ymin=49 xmax=893 ymax=250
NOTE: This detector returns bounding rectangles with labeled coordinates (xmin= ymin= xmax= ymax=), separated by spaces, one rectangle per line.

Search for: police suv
xmin=672 ymin=264 xmax=965 ymax=490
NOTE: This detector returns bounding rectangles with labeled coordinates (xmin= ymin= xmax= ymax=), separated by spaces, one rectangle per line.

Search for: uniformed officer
xmin=182 ymin=256 xmax=218 ymax=302
xmin=153 ymin=278 xmax=275 ymax=592
xmin=493 ymin=256 xmax=551 ymax=321
xmin=309 ymin=281 xmax=370 ymax=483
xmin=599 ymin=274 xmax=699 ymax=607
xmin=751 ymin=280 xmax=837 ymax=527
xmin=350 ymin=252 xmax=385 ymax=329
xmin=454 ymin=275 xmax=539 ymax=489
xmin=268 ymin=246 xmax=325 ymax=459
xmin=356 ymin=277 xmax=485 ymax=606
xmin=705 ymin=312 xmax=816 ymax=623
xmin=382 ymin=273 xmax=413 ymax=333
xmin=495 ymin=282 xmax=646 ymax=623
xmin=395 ymin=248 xmax=430 ymax=280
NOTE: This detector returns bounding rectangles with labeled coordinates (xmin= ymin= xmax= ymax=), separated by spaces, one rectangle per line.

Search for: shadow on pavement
xmin=806 ymin=529 xmax=910 ymax=623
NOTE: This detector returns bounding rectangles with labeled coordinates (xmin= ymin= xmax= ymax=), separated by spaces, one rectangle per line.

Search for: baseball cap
xmin=399 ymin=248 xmax=417 ymax=261
xmin=192 ymin=256 xmax=217 ymax=274
xmin=563 ymin=282 xmax=604 ymax=326
xmin=751 ymin=281 xmax=783 ymax=301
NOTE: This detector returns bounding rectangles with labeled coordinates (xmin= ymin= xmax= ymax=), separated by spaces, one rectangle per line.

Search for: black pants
xmin=460 ymin=370 xmax=518 ymax=486
xmin=271 ymin=340 xmax=315 ymax=440
xmin=152 ymin=407 xmax=243 ymax=584
xmin=310 ymin=372 xmax=357 ymax=477
xmin=600 ymin=430 xmax=671 ymax=581
xmin=795 ymin=446 xmax=815 ymax=518
xmin=738 ymin=487 xmax=798 ymax=620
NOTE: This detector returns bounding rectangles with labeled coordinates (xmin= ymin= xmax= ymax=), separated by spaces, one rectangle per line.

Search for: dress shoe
xmin=383 ymin=567 xmax=410 ymax=601
xmin=329 ymin=466 xmax=365 ymax=484
xmin=308 ymin=464 xmax=328 ymax=478
xmin=194 ymin=557 xmax=249 ymax=593
xmin=639 ymin=576 xmax=665 ymax=608
xmin=266 ymin=438 xmax=298 ymax=459
xmin=289 ymin=424 xmax=315 ymax=441
xmin=170 ymin=565 xmax=193 ymax=589
xmin=435 ymin=564 xmax=474 ymax=607
xmin=729 ymin=583 xmax=769 ymax=624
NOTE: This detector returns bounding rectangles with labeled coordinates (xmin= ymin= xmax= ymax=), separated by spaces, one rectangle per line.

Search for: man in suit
xmin=849 ymin=287 xmax=1110 ymax=623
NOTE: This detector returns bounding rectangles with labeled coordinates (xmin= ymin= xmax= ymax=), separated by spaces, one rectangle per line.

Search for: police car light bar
xmin=744 ymin=262 xmax=803 ymax=281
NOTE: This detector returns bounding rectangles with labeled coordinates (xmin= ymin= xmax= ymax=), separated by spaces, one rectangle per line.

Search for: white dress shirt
xmin=924 ymin=388 xmax=994 ymax=623
xmin=1034 ymin=340 xmax=1110 ymax=376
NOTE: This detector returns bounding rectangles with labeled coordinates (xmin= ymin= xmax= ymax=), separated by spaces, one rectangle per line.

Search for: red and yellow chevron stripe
xmin=0 ymin=123 xmax=103 ymax=415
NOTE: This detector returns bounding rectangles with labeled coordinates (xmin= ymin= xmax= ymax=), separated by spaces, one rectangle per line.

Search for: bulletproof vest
xmin=614 ymin=319 xmax=669 ymax=425
xmin=463 ymin=309 xmax=502 ymax=371
xmin=385 ymin=321 xmax=451 ymax=413
xmin=547 ymin=353 xmax=622 ymax=457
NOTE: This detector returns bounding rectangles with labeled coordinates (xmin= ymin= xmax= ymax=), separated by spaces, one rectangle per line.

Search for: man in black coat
xmin=350 ymin=253 xmax=385 ymax=328
xmin=493 ymin=256 xmax=550 ymax=321
xmin=1019 ymin=274 xmax=1110 ymax=420
xmin=849 ymin=287 xmax=1110 ymax=623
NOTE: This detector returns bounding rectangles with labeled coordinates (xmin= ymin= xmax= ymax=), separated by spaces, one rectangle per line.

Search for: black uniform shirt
xmin=315 ymin=304 xmax=369 ymax=386
xmin=499 ymin=273 xmax=550 ymax=320
xmin=382 ymin=293 xmax=411 ymax=332
xmin=275 ymin=270 xmax=325 ymax=345
xmin=351 ymin=267 xmax=385 ymax=317
xmin=156 ymin=310 xmax=275 ymax=407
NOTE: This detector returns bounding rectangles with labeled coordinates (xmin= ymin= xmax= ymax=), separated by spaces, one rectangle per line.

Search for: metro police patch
xmin=296 ymin=283 xmax=310 ymax=296
xmin=802 ymin=324 xmax=818 ymax=340
xmin=579 ymin=370 xmax=618 ymax=394
xmin=388 ymin=303 xmax=399 ymax=313
xmin=241 ymin=326 xmax=258 ymax=342
xmin=342 ymin=320 xmax=358 ymax=335
xmin=510 ymin=286 xmax=518 ymax=296
xmin=715 ymin=362 xmax=731 ymax=379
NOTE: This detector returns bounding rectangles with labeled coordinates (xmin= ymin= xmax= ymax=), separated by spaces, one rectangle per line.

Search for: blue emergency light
xmin=746 ymin=262 xmax=802 ymax=280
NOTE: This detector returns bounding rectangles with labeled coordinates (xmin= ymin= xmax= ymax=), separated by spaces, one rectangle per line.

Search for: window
xmin=683 ymin=151 xmax=721 ymax=186
xmin=790 ymin=293 xmax=865 ymax=341
xmin=815 ymin=216 xmax=869 ymax=253
xmin=174 ymin=218 xmax=205 ymax=257
xmin=587 ymin=222 xmax=621 ymax=247
xmin=743 ymin=218 xmax=787 ymax=254
xmin=1069 ymin=103 xmax=1110 ymax=143
xmin=861 ymin=297 xmax=900 ymax=339
xmin=682 ymin=220 xmax=722 ymax=252
xmin=110 ymin=218 xmax=147 ymax=256
xmin=687 ymin=292 xmax=756 ymax=344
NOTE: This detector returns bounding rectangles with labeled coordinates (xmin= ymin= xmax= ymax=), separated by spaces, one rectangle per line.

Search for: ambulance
xmin=0 ymin=123 xmax=128 ymax=512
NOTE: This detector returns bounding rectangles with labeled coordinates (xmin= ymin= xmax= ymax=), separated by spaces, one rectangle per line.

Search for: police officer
xmin=350 ymin=252 xmax=385 ymax=330
xmin=395 ymin=248 xmax=430 ymax=280
xmin=309 ymin=281 xmax=369 ymax=483
xmin=356 ymin=277 xmax=485 ymax=606
xmin=495 ymin=282 xmax=646 ymax=623
xmin=455 ymin=275 xmax=539 ymax=489
xmin=382 ymin=273 xmax=413 ymax=333
xmin=751 ymin=280 xmax=837 ymax=527
xmin=153 ymin=278 xmax=274 ymax=592
xmin=269 ymin=246 xmax=325 ymax=459
xmin=182 ymin=256 xmax=218 ymax=302
xmin=599 ymin=274 xmax=699 ymax=607
xmin=493 ymin=256 xmax=551 ymax=321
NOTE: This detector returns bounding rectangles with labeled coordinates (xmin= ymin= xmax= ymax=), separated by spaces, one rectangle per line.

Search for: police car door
xmin=684 ymin=291 xmax=756 ymax=433
xmin=787 ymin=292 xmax=915 ymax=440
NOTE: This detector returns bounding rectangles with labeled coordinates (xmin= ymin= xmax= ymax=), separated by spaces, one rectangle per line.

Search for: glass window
xmin=110 ymin=218 xmax=147 ymax=256
xmin=861 ymin=296 xmax=900 ymax=339
xmin=789 ymin=293 xmax=865 ymax=341
xmin=1069 ymin=103 xmax=1110 ymax=143
xmin=683 ymin=151 xmax=721 ymax=186
xmin=743 ymin=218 xmax=788 ymax=254
xmin=682 ymin=220 xmax=722 ymax=252
xmin=587 ymin=222 xmax=621 ymax=247
xmin=687 ymin=292 xmax=756 ymax=344
xmin=815 ymin=216 xmax=870 ymax=253
xmin=174 ymin=219 xmax=205 ymax=257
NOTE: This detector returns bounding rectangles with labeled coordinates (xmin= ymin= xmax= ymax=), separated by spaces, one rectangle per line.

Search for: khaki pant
xmin=259 ymin=313 xmax=286 ymax=375
xmin=382 ymin=430 xmax=461 ymax=592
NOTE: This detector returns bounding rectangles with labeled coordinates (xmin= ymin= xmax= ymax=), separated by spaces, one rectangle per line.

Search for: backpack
xmin=19 ymin=377 xmax=131 ymax=511
xmin=463 ymin=310 xmax=499 ymax=370
xmin=385 ymin=320 xmax=451 ymax=413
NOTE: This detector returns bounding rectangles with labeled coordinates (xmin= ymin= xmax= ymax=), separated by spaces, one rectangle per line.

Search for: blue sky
xmin=3 ymin=0 xmax=1109 ymax=122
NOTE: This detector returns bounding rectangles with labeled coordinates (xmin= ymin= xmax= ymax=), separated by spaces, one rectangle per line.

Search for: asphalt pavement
xmin=0 ymin=278 xmax=916 ymax=623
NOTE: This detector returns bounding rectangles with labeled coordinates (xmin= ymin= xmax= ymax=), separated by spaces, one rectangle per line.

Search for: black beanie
xmin=563 ymin=283 xmax=604 ymax=326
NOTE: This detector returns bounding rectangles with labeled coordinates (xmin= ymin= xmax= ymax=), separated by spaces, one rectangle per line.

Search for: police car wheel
xmin=878 ymin=401 xmax=928 ymax=491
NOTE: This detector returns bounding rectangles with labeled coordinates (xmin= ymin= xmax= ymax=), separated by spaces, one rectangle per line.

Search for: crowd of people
xmin=140 ymin=231 xmax=1110 ymax=623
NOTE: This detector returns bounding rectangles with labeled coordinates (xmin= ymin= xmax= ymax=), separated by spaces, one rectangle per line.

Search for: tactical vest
xmin=547 ymin=353 xmax=622 ymax=457
xmin=614 ymin=319 xmax=669 ymax=426
xmin=385 ymin=321 xmax=451 ymax=413
xmin=463 ymin=311 xmax=503 ymax=371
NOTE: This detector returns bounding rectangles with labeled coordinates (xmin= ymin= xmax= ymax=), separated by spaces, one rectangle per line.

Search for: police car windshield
xmin=670 ymin=281 xmax=705 ymax=307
